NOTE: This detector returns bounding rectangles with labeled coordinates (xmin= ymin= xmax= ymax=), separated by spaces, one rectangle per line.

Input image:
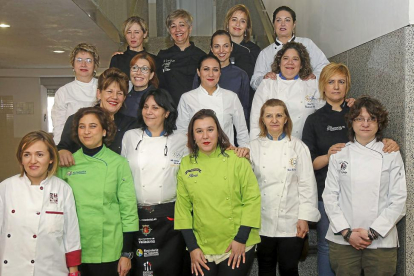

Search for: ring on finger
xmin=238 ymin=255 xmax=241 ymax=259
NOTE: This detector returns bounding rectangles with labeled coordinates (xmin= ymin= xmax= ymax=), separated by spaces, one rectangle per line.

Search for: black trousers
xmin=131 ymin=202 xmax=189 ymax=276
xmin=79 ymin=261 xmax=118 ymax=276
xmin=257 ymin=236 xmax=304 ymax=276
xmin=195 ymin=245 xmax=256 ymax=276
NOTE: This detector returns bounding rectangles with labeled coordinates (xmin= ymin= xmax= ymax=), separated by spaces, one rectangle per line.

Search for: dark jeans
xmin=257 ymin=236 xmax=304 ymax=276
xmin=79 ymin=261 xmax=118 ymax=276
xmin=195 ymin=245 xmax=256 ymax=276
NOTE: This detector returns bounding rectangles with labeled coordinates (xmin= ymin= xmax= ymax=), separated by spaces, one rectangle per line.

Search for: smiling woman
xmin=51 ymin=43 xmax=100 ymax=144
xmin=58 ymin=107 xmax=139 ymax=276
xmin=250 ymin=42 xmax=323 ymax=140
xmin=57 ymin=68 xmax=138 ymax=167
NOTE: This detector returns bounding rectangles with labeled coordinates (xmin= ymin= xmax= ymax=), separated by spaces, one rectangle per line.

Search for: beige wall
xmin=0 ymin=77 xmax=44 ymax=181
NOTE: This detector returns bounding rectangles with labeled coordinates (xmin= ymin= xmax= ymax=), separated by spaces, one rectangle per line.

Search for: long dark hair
xmin=137 ymin=88 xmax=178 ymax=135
xmin=187 ymin=109 xmax=230 ymax=161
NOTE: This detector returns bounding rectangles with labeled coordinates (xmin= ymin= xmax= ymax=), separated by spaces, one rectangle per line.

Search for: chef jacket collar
xmin=275 ymin=35 xmax=296 ymax=47
xmin=279 ymin=72 xmax=299 ymax=80
xmin=199 ymin=84 xmax=221 ymax=96
xmin=198 ymin=146 xmax=223 ymax=159
xmin=145 ymin=128 xmax=166 ymax=137
xmin=21 ymin=173 xmax=50 ymax=186
xmin=267 ymin=132 xmax=286 ymax=141
xmin=323 ymin=100 xmax=348 ymax=112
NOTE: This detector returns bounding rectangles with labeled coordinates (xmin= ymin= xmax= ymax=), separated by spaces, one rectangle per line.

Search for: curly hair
xmin=271 ymin=42 xmax=312 ymax=79
xmin=224 ymin=4 xmax=252 ymax=42
xmin=16 ymin=130 xmax=59 ymax=177
xmin=258 ymin=99 xmax=293 ymax=140
xmin=137 ymin=88 xmax=177 ymax=135
xmin=187 ymin=109 xmax=230 ymax=161
xmin=71 ymin=107 xmax=116 ymax=147
xmin=70 ymin=43 xmax=99 ymax=68
xmin=346 ymin=96 xmax=389 ymax=142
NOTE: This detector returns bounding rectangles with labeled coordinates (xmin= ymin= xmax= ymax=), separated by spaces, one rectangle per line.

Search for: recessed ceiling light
xmin=53 ymin=50 xmax=65 ymax=53
xmin=0 ymin=24 xmax=10 ymax=28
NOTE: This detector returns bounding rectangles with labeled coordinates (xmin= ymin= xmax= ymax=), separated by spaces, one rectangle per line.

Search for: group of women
xmin=0 ymin=4 xmax=407 ymax=276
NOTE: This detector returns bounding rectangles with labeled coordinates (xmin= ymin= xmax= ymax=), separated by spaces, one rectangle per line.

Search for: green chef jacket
xmin=175 ymin=147 xmax=261 ymax=254
xmin=58 ymin=145 xmax=138 ymax=263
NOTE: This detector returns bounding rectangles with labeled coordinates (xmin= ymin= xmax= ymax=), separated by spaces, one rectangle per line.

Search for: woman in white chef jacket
xmin=0 ymin=130 xmax=81 ymax=276
xmin=176 ymin=54 xmax=250 ymax=148
xmin=250 ymin=42 xmax=326 ymax=141
xmin=250 ymin=5 xmax=329 ymax=90
xmin=250 ymin=99 xmax=320 ymax=276
xmin=322 ymin=96 xmax=407 ymax=276
xmin=121 ymin=88 xmax=189 ymax=276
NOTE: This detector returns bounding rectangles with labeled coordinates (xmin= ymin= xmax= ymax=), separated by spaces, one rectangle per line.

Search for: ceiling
xmin=0 ymin=0 xmax=120 ymax=74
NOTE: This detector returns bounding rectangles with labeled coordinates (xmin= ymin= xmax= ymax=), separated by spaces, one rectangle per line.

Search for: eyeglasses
xmin=75 ymin=57 xmax=93 ymax=64
xmin=353 ymin=117 xmax=377 ymax=123
xmin=131 ymin=65 xmax=151 ymax=74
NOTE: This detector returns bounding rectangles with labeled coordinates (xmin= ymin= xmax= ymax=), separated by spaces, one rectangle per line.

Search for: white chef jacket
xmin=250 ymin=136 xmax=320 ymax=237
xmin=176 ymin=85 xmax=250 ymax=148
xmin=250 ymin=36 xmax=329 ymax=90
xmin=0 ymin=174 xmax=81 ymax=276
xmin=250 ymin=76 xmax=324 ymax=141
xmin=51 ymin=78 xmax=98 ymax=144
xmin=121 ymin=129 xmax=189 ymax=205
xmin=323 ymin=140 xmax=407 ymax=248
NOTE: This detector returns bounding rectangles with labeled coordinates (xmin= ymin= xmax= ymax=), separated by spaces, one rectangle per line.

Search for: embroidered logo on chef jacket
xmin=136 ymin=248 xmax=144 ymax=257
xmin=288 ymin=158 xmax=297 ymax=171
xmin=162 ymin=59 xmax=175 ymax=72
xmin=170 ymin=151 xmax=184 ymax=165
xmin=327 ymin=125 xmax=346 ymax=131
xmin=304 ymin=95 xmax=318 ymax=109
xmin=141 ymin=225 xmax=152 ymax=236
xmin=143 ymin=249 xmax=159 ymax=258
xmin=185 ymin=168 xmax=202 ymax=177
xmin=139 ymin=237 xmax=155 ymax=244
xmin=66 ymin=170 xmax=86 ymax=176
xmin=49 ymin=193 xmax=58 ymax=204
xmin=339 ymin=161 xmax=348 ymax=174
xmin=143 ymin=261 xmax=153 ymax=274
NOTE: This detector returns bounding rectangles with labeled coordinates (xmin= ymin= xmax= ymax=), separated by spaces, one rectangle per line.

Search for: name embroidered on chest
xmin=162 ymin=59 xmax=175 ymax=72
xmin=304 ymin=95 xmax=317 ymax=109
xmin=50 ymin=193 xmax=58 ymax=204
xmin=185 ymin=168 xmax=201 ymax=177
xmin=327 ymin=125 xmax=346 ymax=131
xmin=339 ymin=161 xmax=348 ymax=174
xmin=66 ymin=170 xmax=86 ymax=176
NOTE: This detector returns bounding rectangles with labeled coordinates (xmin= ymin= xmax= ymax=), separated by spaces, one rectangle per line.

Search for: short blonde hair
xmin=16 ymin=131 xmax=59 ymax=177
xmin=224 ymin=4 xmax=252 ymax=42
xmin=165 ymin=9 xmax=193 ymax=33
xmin=319 ymin=62 xmax=351 ymax=100
xmin=122 ymin=16 xmax=148 ymax=39
xmin=69 ymin=43 xmax=100 ymax=68
xmin=258 ymin=99 xmax=293 ymax=139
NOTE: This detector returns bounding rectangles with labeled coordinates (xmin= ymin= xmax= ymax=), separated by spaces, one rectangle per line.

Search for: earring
xmin=244 ymin=30 xmax=247 ymax=37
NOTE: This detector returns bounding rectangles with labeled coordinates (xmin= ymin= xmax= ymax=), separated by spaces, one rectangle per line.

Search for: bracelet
xmin=342 ymin=229 xmax=352 ymax=242
xmin=369 ymin=228 xmax=379 ymax=240
xmin=69 ymin=272 xmax=81 ymax=276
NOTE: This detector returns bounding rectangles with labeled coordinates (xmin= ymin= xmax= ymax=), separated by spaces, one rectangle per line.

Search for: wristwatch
xmin=121 ymin=252 xmax=134 ymax=259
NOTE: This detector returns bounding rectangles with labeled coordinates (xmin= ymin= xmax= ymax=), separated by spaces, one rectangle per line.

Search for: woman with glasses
xmin=52 ymin=43 xmax=100 ymax=144
xmin=121 ymin=52 xmax=159 ymax=118
xmin=250 ymin=99 xmax=320 ymax=276
xmin=302 ymin=63 xmax=400 ymax=276
xmin=109 ymin=16 xmax=156 ymax=78
xmin=57 ymin=68 xmax=137 ymax=167
xmin=323 ymin=96 xmax=406 ymax=276
xmin=121 ymin=88 xmax=189 ymax=276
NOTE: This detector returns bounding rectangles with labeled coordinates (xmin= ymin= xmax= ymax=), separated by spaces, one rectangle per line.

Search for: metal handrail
xmin=253 ymin=0 xmax=274 ymax=45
